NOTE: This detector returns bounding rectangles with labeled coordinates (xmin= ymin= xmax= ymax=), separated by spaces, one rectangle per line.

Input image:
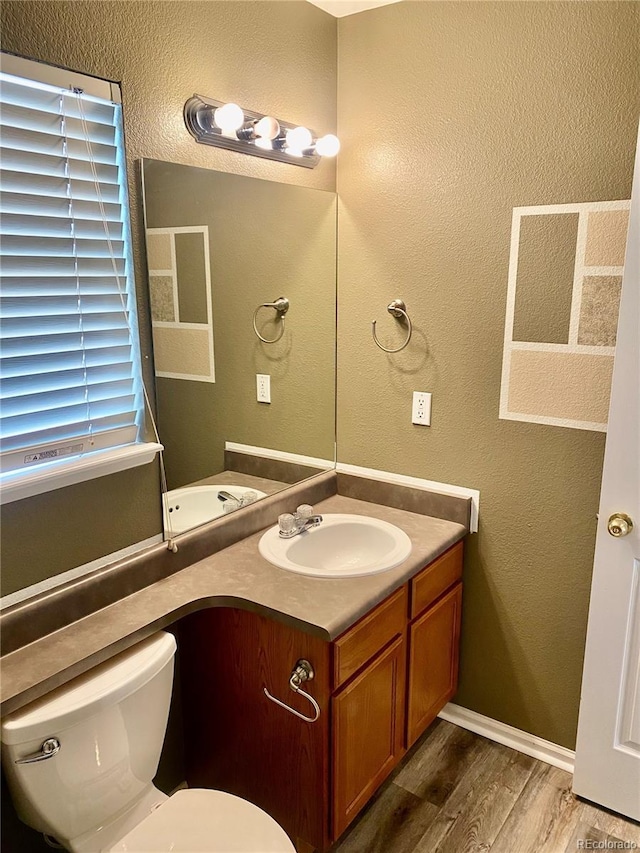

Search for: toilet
xmin=1 ymin=632 xmax=296 ymax=853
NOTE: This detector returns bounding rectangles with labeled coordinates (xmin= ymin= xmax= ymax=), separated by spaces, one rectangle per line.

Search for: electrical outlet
xmin=412 ymin=391 xmax=431 ymax=426
xmin=257 ymin=374 xmax=271 ymax=404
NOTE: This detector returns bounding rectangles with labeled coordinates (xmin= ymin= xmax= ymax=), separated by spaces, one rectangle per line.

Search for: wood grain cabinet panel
xmin=179 ymin=608 xmax=332 ymax=852
xmin=410 ymin=541 xmax=463 ymax=619
xmin=331 ymin=635 xmax=406 ymax=840
xmin=332 ymin=586 xmax=407 ymax=689
xmin=406 ymin=582 xmax=462 ymax=749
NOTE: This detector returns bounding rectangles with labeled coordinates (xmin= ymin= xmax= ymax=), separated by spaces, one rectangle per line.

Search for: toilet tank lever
xmin=15 ymin=737 xmax=61 ymax=764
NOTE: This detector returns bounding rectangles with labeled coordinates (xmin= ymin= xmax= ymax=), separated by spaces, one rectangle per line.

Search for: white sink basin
xmin=163 ymin=485 xmax=267 ymax=534
xmin=258 ymin=514 xmax=412 ymax=578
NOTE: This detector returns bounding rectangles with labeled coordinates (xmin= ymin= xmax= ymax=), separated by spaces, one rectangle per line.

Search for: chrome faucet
xmin=278 ymin=504 xmax=323 ymax=538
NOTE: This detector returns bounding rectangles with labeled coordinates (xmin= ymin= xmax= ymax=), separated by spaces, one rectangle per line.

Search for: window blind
xmin=0 ymin=65 xmax=144 ymax=475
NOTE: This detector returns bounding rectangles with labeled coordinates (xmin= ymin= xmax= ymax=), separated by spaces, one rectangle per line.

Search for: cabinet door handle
xmin=263 ymin=659 xmax=321 ymax=723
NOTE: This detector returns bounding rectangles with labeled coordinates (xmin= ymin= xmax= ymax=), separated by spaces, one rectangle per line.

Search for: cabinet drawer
xmin=333 ymin=586 xmax=407 ymax=689
xmin=410 ymin=541 xmax=463 ymax=619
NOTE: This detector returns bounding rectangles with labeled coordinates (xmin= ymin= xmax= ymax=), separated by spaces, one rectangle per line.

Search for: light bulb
xmin=255 ymin=137 xmax=273 ymax=151
xmin=255 ymin=115 xmax=280 ymax=140
xmin=315 ymin=134 xmax=340 ymax=157
xmin=285 ymin=126 xmax=312 ymax=151
xmin=213 ymin=103 xmax=244 ymax=133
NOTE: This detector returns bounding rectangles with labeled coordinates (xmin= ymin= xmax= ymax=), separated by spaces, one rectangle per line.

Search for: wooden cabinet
xmin=179 ymin=541 xmax=463 ymax=852
xmin=406 ymin=541 xmax=463 ymax=748
xmin=331 ymin=587 xmax=406 ymax=839
xmin=407 ymin=583 xmax=462 ymax=748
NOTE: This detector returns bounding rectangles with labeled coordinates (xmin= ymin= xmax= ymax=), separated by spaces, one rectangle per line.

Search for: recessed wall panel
xmin=512 ymin=213 xmax=578 ymax=344
xmin=174 ymin=231 xmax=208 ymax=324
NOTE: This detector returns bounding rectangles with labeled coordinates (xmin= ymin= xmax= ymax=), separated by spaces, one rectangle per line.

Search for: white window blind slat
xmin=1 ymin=125 xmax=118 ymax=166
xmin=1 ymin=101 xmax=117 ymax=144
xmin=1 ymin=257 xmax=127 ymax=276
xmin=2 ymin=361 xmax=133 ymax=399
xmin=1 ymin=173 xmax=121 ymax=205
xmin=0 ymin=63 xmax=146 ymax=476
xmin=2 ymin=275 xmax=127 ymax=296
xmin=0 ymin=79 xmax=116 ymax=125
xmin=2 ymin=311 xmax=133 ymax=340
xmin=1 ymin=330 xmax=131 ymax=359
xmin=3 ymin=394 xmax=136 ymax=441
xmin=1 ymin=195 xmax=122 ymax=224
xmin=0 ymin=147 xmax=119 ymax=183
xmin=3 ymin=377 xmax=135 ymax=418
xmin=0 ymin=235 xmax=126 ymax=258
xmin=1 ymin=213 xmax=123 ymax=239
xmin=2 ymin=294 xmax=130 ymax=318
xmin=2 ymin=347 xmax=133 ymax=383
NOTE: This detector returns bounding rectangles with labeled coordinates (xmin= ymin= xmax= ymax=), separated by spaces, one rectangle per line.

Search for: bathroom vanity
xmin=0 ymin=479 xmax=469 ymax=853
xmin=179 ymin=540 xmax=463 ymax=851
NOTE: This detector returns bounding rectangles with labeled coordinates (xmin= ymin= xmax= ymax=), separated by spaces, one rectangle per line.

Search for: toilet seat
xmin=108 ymin=789 xmax=296 ymax=853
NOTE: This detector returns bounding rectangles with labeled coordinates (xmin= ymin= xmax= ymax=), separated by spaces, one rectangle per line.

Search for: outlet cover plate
xmin=412 ymin=391 xmax=431 ymax=426
xmin=257 ymin=374 xmax=271 ymax=403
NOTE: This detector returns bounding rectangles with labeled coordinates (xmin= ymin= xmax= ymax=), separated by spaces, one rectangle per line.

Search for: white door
xmin=573 ymin=127 xmax=640 ymax=819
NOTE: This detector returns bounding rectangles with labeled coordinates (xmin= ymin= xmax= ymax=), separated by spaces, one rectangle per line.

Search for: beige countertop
xmin=0 ymin=494 xmax=465 ymax=716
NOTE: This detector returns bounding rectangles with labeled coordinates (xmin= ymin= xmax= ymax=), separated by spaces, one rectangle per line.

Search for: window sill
xmin=0 ymin=443 xmax=163 ymax=505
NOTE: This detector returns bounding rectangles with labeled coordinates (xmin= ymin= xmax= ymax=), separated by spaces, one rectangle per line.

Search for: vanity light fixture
xmin=184 ymin=94 xmax=339 ymax=168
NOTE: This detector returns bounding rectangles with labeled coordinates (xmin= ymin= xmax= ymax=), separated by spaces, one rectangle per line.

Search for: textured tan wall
xmin=0 ymin=0 xmax=337 ymax=596
xmin=337 ymin=1 xmax=639 ymax=748
xmin=143 ymin=160 xmax=336 ymax=490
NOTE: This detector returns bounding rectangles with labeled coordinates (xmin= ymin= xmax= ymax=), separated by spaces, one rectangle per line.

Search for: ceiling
xmin=307 ymin=0 xmax=402 ymax=18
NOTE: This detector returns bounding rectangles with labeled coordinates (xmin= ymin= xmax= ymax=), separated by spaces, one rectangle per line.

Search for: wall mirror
xmin=141 ymin=160 xmax=336 ymax=538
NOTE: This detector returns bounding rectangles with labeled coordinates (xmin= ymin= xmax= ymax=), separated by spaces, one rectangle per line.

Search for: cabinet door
xmin=331 ymin=635 xmax=405 ymax=840
xmin=406 ymin=582 xmax=462 ymax=749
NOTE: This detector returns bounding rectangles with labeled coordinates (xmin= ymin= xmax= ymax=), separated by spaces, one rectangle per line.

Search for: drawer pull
xmin=264 ymin=659 xmax=320 ymax=723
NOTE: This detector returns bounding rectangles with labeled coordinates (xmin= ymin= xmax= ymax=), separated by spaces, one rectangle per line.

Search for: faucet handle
xmin=278 ymin=513 xmax=296 ymax=535
xmin=296 ymin=504 xmax=314 ymax=519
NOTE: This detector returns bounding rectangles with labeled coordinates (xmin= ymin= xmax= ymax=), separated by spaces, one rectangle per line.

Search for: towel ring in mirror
xmin=253 ymin=296 xmax=290 ymax=343
xmin=372 ymin=299 xmax=412 ymax=353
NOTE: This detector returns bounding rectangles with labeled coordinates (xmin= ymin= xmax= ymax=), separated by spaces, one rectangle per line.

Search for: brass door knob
xmin=607 ymin=513 xmax=634 ymax=538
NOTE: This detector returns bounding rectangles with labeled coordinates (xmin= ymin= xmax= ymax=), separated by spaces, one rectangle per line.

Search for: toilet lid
xmin=108 ymin=789 xmax=296 ymax=853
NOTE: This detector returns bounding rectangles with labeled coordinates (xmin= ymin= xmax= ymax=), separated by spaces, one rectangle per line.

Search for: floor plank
xmin=564 ymin=821 xmax=631 ymax=853
xmin=415 ymin=742 xmax=535 ymax=853
xmin=489 ymin=763 xmax=584 ymax=853
xmin=578 ymin=801 xmax=640 ymax=845
xmin=330 ymin=782 xmax=439 ymax=853
xmin=394 ymin=720 xmax=487 ymax=806
xmin=331 ymin=722 xmax=640 ymax=853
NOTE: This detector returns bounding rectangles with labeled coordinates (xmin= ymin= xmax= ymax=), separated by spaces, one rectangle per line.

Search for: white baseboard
xmin=438 ymin=702 xmax=575 ymax=773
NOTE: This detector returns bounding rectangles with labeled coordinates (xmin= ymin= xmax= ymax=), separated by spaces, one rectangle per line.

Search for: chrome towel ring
xmin=372 ymin=299 xmax=412 ymax=353
xmin=253 ymin=296 xmax=289 ymax=343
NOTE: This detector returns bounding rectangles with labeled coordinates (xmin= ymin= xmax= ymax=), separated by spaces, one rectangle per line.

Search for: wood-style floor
xmin=331 ymin=719 xmax=640 ymax=853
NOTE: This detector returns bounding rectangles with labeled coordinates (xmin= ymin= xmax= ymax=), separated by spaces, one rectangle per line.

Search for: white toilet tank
xmin=1 ymin=632 xmax=176 ymax=846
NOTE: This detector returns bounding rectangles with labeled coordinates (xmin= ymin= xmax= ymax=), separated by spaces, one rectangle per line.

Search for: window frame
xmin=0 ymin=53 xmax=161 ymax=505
